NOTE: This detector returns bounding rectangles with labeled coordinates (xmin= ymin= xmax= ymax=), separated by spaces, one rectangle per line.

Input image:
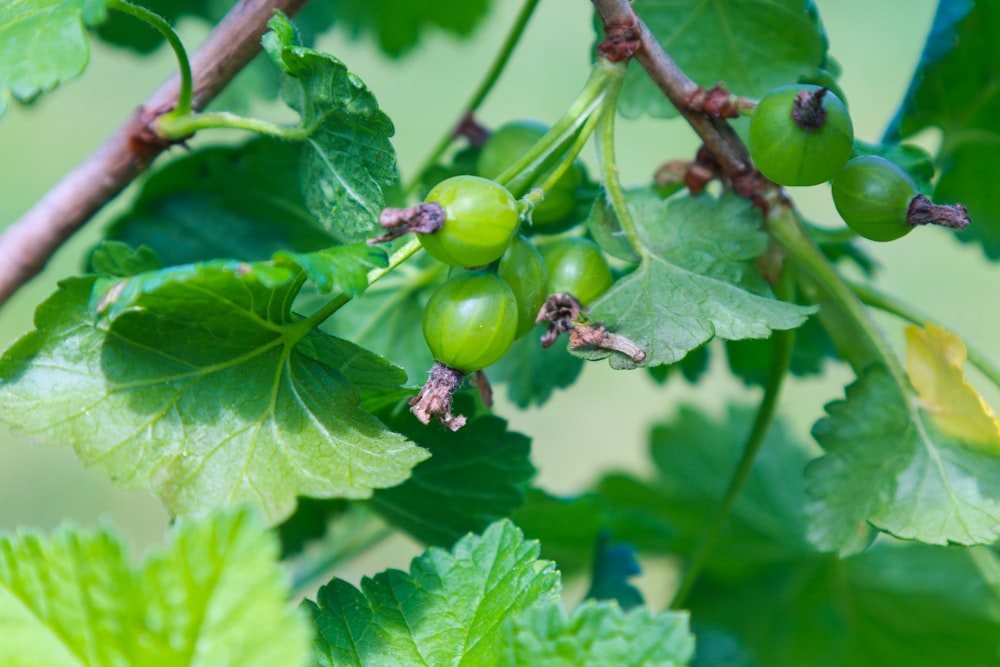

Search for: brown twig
xmin=591 ymin=0 xmax=754 ymax=181
xmin=0 ymin=0 xmax=310 ymax=308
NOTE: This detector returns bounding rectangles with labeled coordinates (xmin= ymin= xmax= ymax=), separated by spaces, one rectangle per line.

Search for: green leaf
xmin=688 ymin=542 xmax=1000 ymax=667
xmin=0 ymin=0 xmax=112 ymax=118
xmin=0 ymin=266 xmax=427 ymax=524
xmin=806 ymin=364 xmax=1000 ymax=551
xmin=0 ymin=509 xmax=311 ymax=667
xmin=264 ymin=13 xmax=398 ymax=242
xmin=647 ymin=345 xmax=710 ymax=385
xmin=102 ymin=139 xmax=336 ymax=267
xmin=609 ymin=1 xmax=827 ymax=119
xmin=498 ymin=600 xmax=694 ymax=667
xmin=725 ymin=313 xmax=838 ymax=386
xmin=88 ymin=241 xmax=161 ymax=277
xmin=491 ymin=329 xmax=585 ymax=408
xmin=308 ymin=520 xmax=561 ymax=666
xmin=275 ymin=243 xmax=388 ymax=296
xmin=366 ymin=396 xmax=535 ymax=547
xmin=585 ymin=535 xmax=644 ymax=610
xmin=584 ymin=191 xmax=814 ymax=369
xmin=885 ymin=0 xmax=1000 ymax=258
xmin=331 ymin=0 xmax=493 ymax=58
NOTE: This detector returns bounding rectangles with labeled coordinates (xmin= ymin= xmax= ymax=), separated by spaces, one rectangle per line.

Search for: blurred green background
xmin=2 ymin=0 xmax=994 ymax=583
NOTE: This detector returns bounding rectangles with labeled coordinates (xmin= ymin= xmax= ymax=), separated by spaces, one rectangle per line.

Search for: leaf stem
xmin=300 ymin=237 xmax=424 ymax=330
xmin=849 ymin=279 xmax=1000 ymax=391
xmin=404 ymin=0 xmax=541 ymax=198
xmin=670 ymin=274 xmax=796 ymax=609
xmin=594 ymin=58 xmax=644 ymax=257
xmin=109 ymin=0 xmax=194 ymax=117
xmin=157 ymin=111 xmax=312 ymax=141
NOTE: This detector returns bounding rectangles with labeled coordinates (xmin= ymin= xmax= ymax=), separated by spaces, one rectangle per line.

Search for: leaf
xmin=102 ymin=139 xmax=336 ymax=267
xmin=0 ymin=0 xmax=112 ymax=118
xmin=609 ymin=1 xmax=828 ymax=119
xmin=264 ymin=13 xmax=398 ymax=242
xmin=367 ymin=397 xmax=535 ymax=547
xmin=688 ymin=542 xmax=1000 ymax=667
xmin=885 ymin=0 xmax=1000 ymax=258
xmin=585 ymin=535 xmax=644 ymax=610
xmin=725 ymin=312 xmax=838 ymax=386
xmin=275 ymin=243 xmax=388 ymax=296
xmin=490 ymin=329 xmax=585 ymax=408
xmin=0 ymin=265 xmax=427 ymax=524
xmin=584 ymin=191 xmax=814 ymax=369
xmin=498 ymin=600 xmax=695 ymax=667
xmin=308 ymin=520 xmax=561 ymax=666
xmin=88 ymin=241 xmax=161 ymax=277
xmin=905 ymin=322 xmax=1000 ymax=449
xmin=806 ymin=364 xmax=1000 ymax=552
xmin=0 ymin=509 xmax=311 ymax=667
xmin=330 ymin=0 xmax=493 ymax=58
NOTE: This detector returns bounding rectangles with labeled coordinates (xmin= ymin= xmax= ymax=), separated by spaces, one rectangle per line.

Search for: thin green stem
xmin=594 ymin=58 xmax=643 ymax=256
xmin=157 ymin=111 xmax=313 ymax=141
xmin=404 ymin=0 xmax=541 ymax=198
xmin=768 ymin=204 xmax=908 ymax=386
xmin=849 ymin=279 xmax=1000 ymax=391
xmin=670 ymin=275 xmax=797 ymax=609
xmin=109 ymin=0 xmax=193 ymax=117
xmin=300 ymin=237 xmax=424 ymax=331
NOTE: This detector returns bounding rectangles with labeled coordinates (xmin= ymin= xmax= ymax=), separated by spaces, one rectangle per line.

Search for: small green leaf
xmin=102 ymin=139 xmax=336 ymax=267
xmin=368 ymin=397 xmax=535 ymax=547
xmin=806 ymin=364 xmax=1000 ymax=551
xmin=0 ymin=265 xmax=427 ymax=524
xmin=0 ymin=509 xmax=311 ymax=667
xmin=264 ymin=13 xmax=398 ymax=242
xmin=607 ymin=1 xmax=827 ymax=119
xmin=330 ymin=0 xmax=493 ymax=58
xmin=0 ymin=0 xmax=112 ymax=117
xmin=885 ymin=0 xmax=1000 ymax=258
xmin=308 ymin=520 xmax=561 ymax=666
xmin=584 ymin=191 xmax=814 ymax=369
xmin=498 ymin=600 xmax=694 ymax=667
xmin=491 ymin=330 xmax=585 ymax=408
xmin=88 ymin=241 xmax=161 ymax=277
xmin=585 ymin=535 xmax=644 ymax=610
xmin=275 ymin=242 xmax=388 ymax=296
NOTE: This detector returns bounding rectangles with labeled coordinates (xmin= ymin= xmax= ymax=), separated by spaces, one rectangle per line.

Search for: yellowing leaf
xmin=905 ymin=323 xmax=1000 ymax=450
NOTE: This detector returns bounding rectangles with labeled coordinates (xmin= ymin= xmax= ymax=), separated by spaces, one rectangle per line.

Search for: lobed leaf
xmin=608 ymin=0 xmax=828 ymax=119
xmin=367 ymin=397 xmax=535 ymax=547
xmin=0 ymin=509 xmax=311 ymax=667
xmin=0 ymin=263 xmax=427 ymax=524
xmin=583 ymin=190 xmax=814 ymax=369
xmin=806 ymin=364 xmax=1000 ymax=552
xmin=0 ymin=0 xmax=112 ymax=118
xmin=264 ymin=13 xmax=399 ymax=243
xmin=308 ymin=520 xmax=561 ymax=666
xmin=885 ymin=0 xmax=1000 ymax=257
xmin=275 ymin=243 xmax=388 ymax=297
xmin=497 ymin=600 xmax=694 ymax=667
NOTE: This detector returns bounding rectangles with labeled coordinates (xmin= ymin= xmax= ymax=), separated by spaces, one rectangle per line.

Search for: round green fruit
xmin=422 ymin=271 xmax=518 ymax=373
xmin=477 ymin=120 xmax=583 ymax=225
xmin=498 ymin=235 xmax=549 ymax=338
xmin=420 ymin=175 xmax=519 ymax=267
xmin=832 ymin=155 xmax=918 ymax=242
xmin=541 ymin=237 xmax=613 ymax=306
xmin=749 ymin=84 xmax=854 ymax=187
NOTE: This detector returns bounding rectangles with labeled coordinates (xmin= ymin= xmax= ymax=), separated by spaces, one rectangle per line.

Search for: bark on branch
xmin=591 ymin=0 xmax=755 ymax=181
xmin=0 ymin=0 xmax=309 ymax=308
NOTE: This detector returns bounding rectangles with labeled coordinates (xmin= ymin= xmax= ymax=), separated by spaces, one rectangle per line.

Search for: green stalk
xmin=593 ymin=58 xmax=643 ymax=256
xmin=768 ymin=205 xmax=907 ymax=386
xmin=109 ymin=0 xmax=193 ymax=117
xmin=404 ymin=0 xmax=541 ymax=197
xmin=157 ymin=111 xmax=313 ymax=141
xmin=670 ymin=274 xmax=796 ymax=609
xmin=849 ymin=279 xmax=1000 ymax=391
